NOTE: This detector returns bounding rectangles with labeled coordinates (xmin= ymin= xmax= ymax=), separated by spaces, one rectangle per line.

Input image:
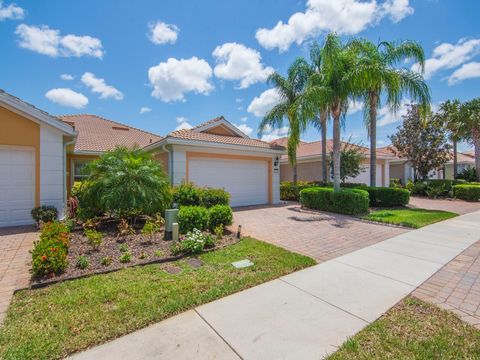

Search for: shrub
xmin=76 ymin=256 xmax=89 ymax=269
xmin=119 ymin=252 xmax=132 ymax=263
xmin=118 ymin=243 xmax=129 ymax=253
xmin=214 ymin=224 xmax=224 ymax=241
xmin=208 ymin=205 xmax=233 ymax=230
xmin=171 ymin=229 xmax=215 ymax=255
xmin=457 ymin=167 xmax=477 ymax=182
xmin=117 ymin=218 xmax=135 ymax=237
xmin=361 ymin=187 xmax=410 ymax=207
xmin=84 ymin=229 xmax=103 ymax=250
xmin=201 ymin=188 xmax=230 ymax=207
xmin=389 ymin=178 xmax=403 ymax=188
xmin=299 ymin=187 xmax=369 ymax=215
xmin=77 ymin=146 xmax=171 ymax=220
xmin=406 ymin=180 xmax=427 ymax=196
xmin=31 ymin=221 xmax=70 ymax=277
xmin=141 ymin=217 xmax=162 ymax=236
xmin=280 ymin=181 xmax=326 ymax=201
xmin=31 ymin=205 xmax=58 ymax=225
xmin=172 ymin=182 xmax=202 ymax=207
xmin=178 ymin=206 xmax=209 ymax=233
xmin=453 ymin=184 xmax=480 ymax=201
xmin=100 ymin=256 xmax=112 ymax=266
xmin=425 ymin=183 xmax=449 ymax=199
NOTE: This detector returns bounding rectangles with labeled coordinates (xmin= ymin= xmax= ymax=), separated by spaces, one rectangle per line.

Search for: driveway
xmin=233 ymin=203 xmax=408 ymax=262
xmin=409 ymin=196 xmax=480 ymax=215
xmin=0 ymin=226 xmax=36 ymax=324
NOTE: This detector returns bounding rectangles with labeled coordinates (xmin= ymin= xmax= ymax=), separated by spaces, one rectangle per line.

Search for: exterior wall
xmin=444 ymin=163 xmax=475 ymax=180
xmin=0 ymin=106 xmax=40 ymax=206
xmin=66 ymin=154 xmax=98 ymax=197
xmin=390 ymin=163 xmax=405 ymax=184
xmin=153 ymin=151 xmax=169 ymax=174
xmin=40 ymin=123 xmax=65 ymax=217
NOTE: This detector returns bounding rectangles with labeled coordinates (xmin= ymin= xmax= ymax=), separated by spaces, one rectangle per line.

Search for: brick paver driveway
xmin=409 ymin=196 xmax=480 ymax=215
xmin=233 ymin=203 xmax=408 ymax=262
xmin=0 ymin=226 xmax=36 ymax=324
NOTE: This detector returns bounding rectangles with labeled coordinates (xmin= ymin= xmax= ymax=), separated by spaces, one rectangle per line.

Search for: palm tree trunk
xmin=473 ymin=129 xmax=480 ymax=181
xmin=332 ymin=105 xmax=341 ymax=192
xmin=369 ymin=95 xmax=378 ymax=187
xmin=293 ymin=162 xmax=298 ymax=185
xmin=453 ymin=139 xmax=458 ymax=179
xmin=320 ymin=110 xmax=328 ymax=183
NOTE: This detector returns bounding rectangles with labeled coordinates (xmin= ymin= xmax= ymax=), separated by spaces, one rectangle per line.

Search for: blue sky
xmin=1 ymin=0 xmax=479 ymax=151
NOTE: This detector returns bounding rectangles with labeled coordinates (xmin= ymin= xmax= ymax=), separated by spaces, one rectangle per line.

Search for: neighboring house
xmin=144 ymin=117 xmax=284 ymax=207
xmin=0 ymin=90 xmax=285 ymax=227
xmin=274 ymin=138 xmax=395 ymax=186
xmin=444 ymin=152 xmax=475 ymax=179
xmin=0 ymin=90 xmax=76 ymax=227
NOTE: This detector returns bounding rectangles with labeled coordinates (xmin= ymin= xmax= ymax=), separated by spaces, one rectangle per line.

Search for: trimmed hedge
xmin=208 ymin=205 xmax=233 ymax=230
xmin=173 ymin=183 xmax=230 ymax=207
xmin=360 ymin=186 xmax=410 ymax=207
xmin=280 ymin=181 xmax=367 ymax=201
xmin=453 ymin=184 xmax=480 ymax=201
xmin=299 ymin=187 xmax=369 ymax=215
xmin=177 ymin=206 xmax=209 ymax=233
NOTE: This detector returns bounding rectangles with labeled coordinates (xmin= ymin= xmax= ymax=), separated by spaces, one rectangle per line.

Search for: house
xmin=0 ymin=90 xmax=284 ymax=227
xmin=274 ymin=138 xmax=395 ymax=186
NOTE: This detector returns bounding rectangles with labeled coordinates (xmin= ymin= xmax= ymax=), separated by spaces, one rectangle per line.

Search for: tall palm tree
xmin=461 ymin=98 xmax=480 ymax=181
xmin=437 ymin=99 xmax=462 ymax=179
xmin=301 ymin=33 xmax=360 ymax=191
xmin=258 ymin=58 xmax=310 ymax=185
xmin=351 ymin=39 xmax=431 ymax=186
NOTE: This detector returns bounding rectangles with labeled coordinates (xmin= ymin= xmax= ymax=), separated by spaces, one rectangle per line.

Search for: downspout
xmin=62 ymin=138 xmax=76 ymax=220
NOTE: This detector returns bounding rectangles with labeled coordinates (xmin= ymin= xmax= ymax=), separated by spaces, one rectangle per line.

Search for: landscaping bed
xmin=328 ymin=296 xmax=480 ymax=359
xmin=31 ymin=220 xmax=238 ymax=287
xmin=0 ymin=238 xmax=315 ymax=360
xmin=363 ymin=208 xmax=458 ymax=228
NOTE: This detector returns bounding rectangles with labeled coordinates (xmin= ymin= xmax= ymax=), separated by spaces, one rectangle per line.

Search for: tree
xmin=258 ymin=58 xmax=310 ymax=185
xmin=389 ymin=104 xmax=451 ymax=181
xmin=461 ymin=98 xmax=480 ymax=181
xmin=301 ymin=33 xmax=360 ymax=191
xmin=436 ymin=99 xmax=463 ymax=178
xmin=329 ymin=141 xmax=365 ymax=183
xmin=351 ymin=39 xmax=430 ymax=186
xmin=78 ymin=146 xmax=171 ymax=220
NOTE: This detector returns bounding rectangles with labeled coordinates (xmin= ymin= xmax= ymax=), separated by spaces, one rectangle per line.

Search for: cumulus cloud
xmin=234 ymin=123 xmax=253 ymax=136
xmin=348 ymin=100 xmax=363 ymax=115
xmin=377 ymin=101 xmax=409 ymax=127
xmin=256 ymin=0 xmax=414 ymax=52
xmin=81 ymin=72 xmax=123 ymax=100
xmin=413 ymin=38 xmax=480 ymax=79
xmin=175 ymin=116 xmax=193 ymax=130
xmin=148 ymin=57 xmax=214 ymax=102
xmin=212 ymin=42 xmax=274 ymax=88
xmin=240 ymin=116 xmax=247 ymax=122
xmin=0 ymin=1 xmax=24 ymax=20
xmin=247 ymin=88 xmax=282 ymax=117
xmin=260 ymin=125 xmax=290 ymax=142
xmin=148 ymin=21 xmax=179 ymax=44
xmin=15 ymin=24 xmax=103 ymax=58
xmin=60 ymin=74 xmax=74 ymax=81
xmin=448 ymin=62 xmax=480 ymax=85
xmin=45 ymin=88 xmax=88 ymax=108
xmin=139 ymin=107 xmax=152 ymax=114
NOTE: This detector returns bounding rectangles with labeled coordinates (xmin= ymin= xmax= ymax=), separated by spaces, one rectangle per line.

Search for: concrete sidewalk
xmin=70 ymin=211 xmax=480 ymax=360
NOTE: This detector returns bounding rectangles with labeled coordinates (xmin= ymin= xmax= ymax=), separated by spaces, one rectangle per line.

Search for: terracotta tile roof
xmin=59 ymin=114 xmax=162 ymax=153
xmin=164 ymin=117 xmax=285 ymax=151
xmin=454 ymin=151 xmax=475 ymax=164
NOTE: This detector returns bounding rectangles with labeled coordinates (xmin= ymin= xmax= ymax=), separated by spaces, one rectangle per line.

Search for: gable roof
xmin=59 ymin=114 xmax=162 ymax=153
xmin=147 ymin=116 xmax=285 ymax=152
xmin=0 ymin=89 xmax=75 ymax=135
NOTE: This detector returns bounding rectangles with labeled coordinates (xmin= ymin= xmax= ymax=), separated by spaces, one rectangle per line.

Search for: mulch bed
xmin=30 ymin=220 xmax=238 ymax=288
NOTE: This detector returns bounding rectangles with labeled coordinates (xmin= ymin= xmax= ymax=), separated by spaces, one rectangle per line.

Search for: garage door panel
xmin=189 ymin=157 xmax=269 ymax=207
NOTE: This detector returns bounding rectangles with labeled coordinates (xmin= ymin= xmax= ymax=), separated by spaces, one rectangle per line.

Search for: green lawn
xmin=328 ymin=296 xmax=480 ymax=359
xmin=363 ymin=208 xmax=458 ymax=228
xmin=0 ymin=238 xmax=315 ymax=360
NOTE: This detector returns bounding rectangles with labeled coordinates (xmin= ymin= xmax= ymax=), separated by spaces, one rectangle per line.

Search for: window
xmin=72 ymin=160 xmax=91 ymax=182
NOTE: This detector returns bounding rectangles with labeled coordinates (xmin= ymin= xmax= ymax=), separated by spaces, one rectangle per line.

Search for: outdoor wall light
xmin=274 ymin=156 xmax=279 ymax=167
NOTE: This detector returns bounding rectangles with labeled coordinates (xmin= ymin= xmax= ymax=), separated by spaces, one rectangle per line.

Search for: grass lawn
xmin=363 ymin=208 xmax=458 ymax=228
xmin=329 ymin=296 xmax=480 ymax=359
xmin=0 ymin=237 xmax=315 ymax=360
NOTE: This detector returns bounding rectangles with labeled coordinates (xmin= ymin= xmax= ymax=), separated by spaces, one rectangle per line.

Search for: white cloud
xmin=175 ymin=116 xmax=193 ymax=130
xmin=148 ymin=57 xmax=214 ymax=102
xmin=235 ymin=98 xmax=243 ymax=103
xmin=377 ymin=101 xmax=409 ymax=127
xmin=148 ymin=21 xmax=179 ymax=45
xmin=81 ymin=72 xmax=123 ymax=100
xmin=234 ymin=123 xmax=253 ymax=136
xmin=413 ymin=38 xmax=480 ymax=79
xmin=247 ymin=88 xmax=282 ymax=117
xmin=348 ymin=100 xmax=363 ymax=115
xmin=260 ymin=125 xmax=290 ymax=142
xmin=15 ymin=24 xmax=103 ymax=58
xmin=45 ymin=88 xmax=88 ymax=108
xmin=0 ymin=1 xmax=24 ymax=20
xmin=213 ymin=42 xmax=274 ymax=88
xmin=139 ymin=107 xmax=152 ymax=114
xmin=240 ymin=116 xmax=247 ymax=122
xmin=448 ymin=62 xmax=480 ymax=85
xmin=60 ymin=74 xmax=74 ymax=81
xmin=256 ymin=0 xmax=414 ymax=52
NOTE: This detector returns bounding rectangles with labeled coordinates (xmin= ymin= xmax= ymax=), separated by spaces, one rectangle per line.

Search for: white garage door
xmin=0 ymin=146 xmax=35 ymax=227
xmin=188 ymin=157 xmax=269 ymax=207
xmin=346 ymin=164 xmax=383 ymax=186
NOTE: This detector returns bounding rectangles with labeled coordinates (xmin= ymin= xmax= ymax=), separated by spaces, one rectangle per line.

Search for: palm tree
xmin=301 ymin=33 xmax=360 ymax=191
xmin=437 ymin=99 xmax=463 ymax=179
xmin=461 ymin=98 xmax=480 ymax=181
xmin=351 ymin=39 xmax=431 ymax=186
xmin=258 ymin=58 xmax=310 ymax=185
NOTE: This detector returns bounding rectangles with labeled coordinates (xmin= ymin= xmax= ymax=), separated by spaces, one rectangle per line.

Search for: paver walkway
xmin=0 ymin=226 xmax=36 ymax=324
xmin=409 ymin=196 xmax=480 ymax=215
xmin=233 ymin=203 xmax=408 ymax=262
xmin=70 ymin=210 xmax=480 ymax=360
